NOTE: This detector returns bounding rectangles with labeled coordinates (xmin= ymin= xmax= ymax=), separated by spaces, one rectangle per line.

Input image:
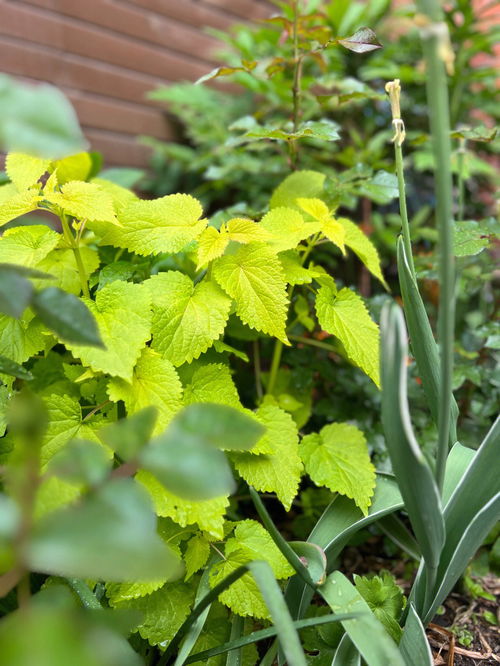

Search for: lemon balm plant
xmin=0 ymin=140 xmax=387 ymax=661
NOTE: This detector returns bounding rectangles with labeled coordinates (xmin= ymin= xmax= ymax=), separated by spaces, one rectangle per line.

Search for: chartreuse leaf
xmin=380 ymin=303 xmax=444 ymax=597
xmin=5 ymin=152 xmax=50 ymax=190
xmin=184 ymin=534 xmax=211 ymax=581
xmin=33 ymin=287 xmax=104 ymax=347
xmin=260 ymin=207 xmax=318 ymax=252
xmin=27 ymin=478 xmax=183 ymax=582
xmin=315 ymin=284 xmax=380 ymax=387
xmin=270 ymin=170 xmax=325 ymax=209
xmin=93 ymin=194 xmax=206 ymax=256
xmin=53 ymin=152 xmax=93 ymax=183
xmin=108 ymin=348 xmax=183 ymax=435
xmin=213 ymin=244 xmax=289 ymax=344
xmin=91 ymin=177 xmax=138 ymax=214
xmin=0 ymin=311 xmax=49 ymax=364
xmin=45 ymin=180 xmax=118 ymax=224
xmin=65 ymin=281 xmax=151 ymax=381
xmin=232 ymin=404 xmax=302 ymax=511
xmin=109 ymin=581 xmax=196 ymax=646
xmin=339 ymin=218 xmax=388 ymax=288
xmin=144 ymin=272 xmax=231 ymax=366
xmin=280 ymin=251 xmax=321 ymax=286
xmin=35 ymin=242 xmax=99 ymax=295
xmin=296 ymin=198 xmax=346 ymax=254
xmin=99 ymin=407 xmax=158 ymax=461
xmin=354 ymin=572 xmax=405 ymax=642
xmin=299 ymin=423 xmax=376 ymax=515
xmin=210 ymin=520 xmax=294 ymax=619
xmin=197 ymin=226 xmax=229 ymax=268
xmin=0 ymin=183 xmax=41 ymax=226
xmin=137 ymin=471 xmax=229 ymax=538
xmin=224 ymin=217 xmax=271 ymax=243
xmin=139 ymin=408 xmax=236 ymax=502
xmin=0 ymin=224 xmax=60 ymax=267
xmin=183 ymin=363 xmax=242 ymax=408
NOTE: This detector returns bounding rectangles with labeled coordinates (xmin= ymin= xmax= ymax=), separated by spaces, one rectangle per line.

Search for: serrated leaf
xmin=41 ymin=393 xmax=82 ymax=467
xmin=184 ymin=534 xmax=211 ymax=581
xmin=213 ymin=244 xmax=289 ymax=344
xmin=91 ymin=177 xmax=138 ymax=214
xmin=453 ymin=220 xmax=491 ymax=256
xmin=94 ymin=194 xmax=206 ymax=256
xmin=0 ymin=311 xmax=49 ymax=364
xmin=354 ymin=572 xmax=405 ymax=642
xmin=210 ymin=520 xmax=294 ymax=619
xmin=110 ymin=581 xmax=195 ymax=646
xmin=197 ymin=226 xmax=229 ymax=268
xmin=270 ymin=170 xmax=325 ymax=209
xmin=279 ymin=251 xmax=322 ymax=285
xmin=183 ymin=363 xmax=242 ymax=409
xmin=0 ymin=224 xmax=59 ymax=267
xmin=137 ymin=470 xmax=229 ymax=538
xmin=260 ymin=207 xmax=319 ymax=252
xmin=225 ymin=217 xmax=271 ymax=243
xmin=106 ymin=579 xmax=166 ymax=604
xmin=33 ymin=287 xmax=103 ymax=347
xmin=5 ymin=152 xmax=51 ymax=190
xmin=108 ymin=348 xmax=183 ymax=435
xmin=35 ymin=243 xmax=99 ymax=295
xmin=53 ymin=152 xmax=93 ymax=183
xmin=144 ymin=272 xmax=231 ymax=366
xmin=337 ymin=28 xmax=382 ymax=53
xmin=45 ymin=180 xmax=118 ymax=224
xmin=232 ymin=405 xmax=303 ymax=511
xmin=65 ymin=281 xmax=151 ymax=381
xmin=0 ymin=186 xmax=42 ymax=228
xmin=297 ymin=198 xmax=346 ymax=254
xmin=338 ymin=218 xmax=387 ymax=288
xmin=299 ymin=423 xmax=375 ymax=515
xmin=315 ymin=285 xmax=380 ymax=386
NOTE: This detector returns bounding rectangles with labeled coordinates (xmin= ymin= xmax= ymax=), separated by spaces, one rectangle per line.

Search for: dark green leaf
xmin=358 ymin=170 xmax=398 ymax=204
xmin=453 ymin=220 xmax=491 ymax=256
xmin=27 ymin=478 xmax=182 ymax=581
xmin=0 ymin=355 xmax=33 ymax=380
xmin=99 ymin=168 xmax=145 ymax=188
xmin=337 ymin=28 xmax=382 ymax=53
xmin=397 ymin=239 xmax=458 ymax=444
xmin=140 ymin=406 xmax=241 ymax=501
xmin=47 ymin=439 xmax=112 ymax=486
xmin=0 ymin=266 xmax=33 ymax=318
xmin=32 ymin=287 xmax=104 ymax=347
xmin=100 ymin=407 xmax=158 ymax=461
xmin=399 ymin=604 xmax=433 ymax=666
xmin=172 ymin=403 xmax=265 ymax=452
xmin=380 ymin=302 xmax=445 ymax=579
xmin=378 ymin=513 xmax=421 ymax=561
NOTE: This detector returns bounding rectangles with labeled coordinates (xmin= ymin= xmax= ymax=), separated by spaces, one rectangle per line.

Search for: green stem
xmin=289 ymin=0 xmax=302 ymax=169
xmin=395 ymin=142 xmax=416 ymax=280
xmin=415 ymin=0 xmax=456 ymax=493
xmin=253 ymin=340 xmax=263 ymax=401
xmin=60 ymin=215 xmax=90 ymax=299
xmin=289 ymin=335 xmax=334 ymax=353
xmin=457 ymin=138 xmax=466 ymax=221
xmin=66 ymin=578 xmax=102 ymax=610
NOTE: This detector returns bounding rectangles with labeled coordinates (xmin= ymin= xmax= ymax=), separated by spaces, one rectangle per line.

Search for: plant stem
xmin=289 ymin=334 xmax=334 ymax=352
xmin=457 ymin=138 xmax=466 ymax=221
xmin=290 ymin=0 xmax=303 ymax=169
xmin=253 ymin=340 xmax=263 ymax=400
xmin=60 ymin=214 xmax=90 ymax=299
xmin=66 ymin=578 xmax=102 ymax=610
xmin=395 ymin=142 xmax=416 ymax=280
xmin=415 ymin=0 xmax=456 ymax=493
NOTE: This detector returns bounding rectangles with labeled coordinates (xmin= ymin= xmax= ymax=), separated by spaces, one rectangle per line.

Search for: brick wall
xmin=0 ymin=0 xmax=274 ymax=166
